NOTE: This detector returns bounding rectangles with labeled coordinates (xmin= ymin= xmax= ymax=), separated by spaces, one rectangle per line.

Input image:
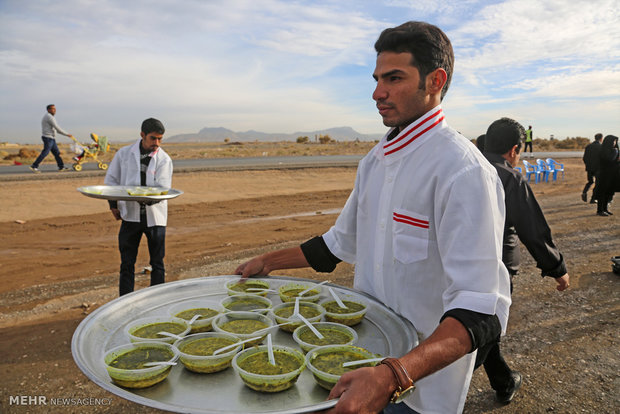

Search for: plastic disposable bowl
xmin=305 ymin=345 xmax=381 ymax=390
xmin=212 ymin=311 xmax=273 ymax=346
xmin=269 ymin=301 xmax=325 ymax=333
xmin=104 ymin=341 xmax=178 ymax=388
xmin=278 ymin=282 xmax=322 ymax=303
xmin=125 ymin=316 xmax=191 ymax=344
xmin=173 ymin=332 xmax=242 ymax=373
xmin=320 ymin=294 xmax=369 ymax=326
xmin=232 ymin=345 xmax=306 ymax=392
xmin=220 ymin=294 xmax=273 ymax=314
xmin=292 ymin=322 xmax=358 ymax=353
xmin=226 ymin=279 xmax=271 ymax=297
xmin=168 ymin=300 xmax=224 ymax=333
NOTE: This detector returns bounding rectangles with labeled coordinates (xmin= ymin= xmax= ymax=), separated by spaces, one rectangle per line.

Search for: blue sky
xmin=1 ymin=0 xmax=618 ymax=144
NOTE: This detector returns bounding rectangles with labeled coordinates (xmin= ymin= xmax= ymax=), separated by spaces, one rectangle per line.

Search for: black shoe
xmin=597 ymin=211 xmax=610 ymax=217
xmin=581 ymin=193 xmax=587 ymax=202
xmin=496 ymin=371 xmax=522 ymax=404
xmin=605 ymin=210 xmax=613 ymax=215
xmin=58 ymin=166 xmax=69 ymax=172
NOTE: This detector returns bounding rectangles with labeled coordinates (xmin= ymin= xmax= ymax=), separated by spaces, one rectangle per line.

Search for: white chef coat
xmin=323 ymin=106 xmax=511 ymax=413
xmin=104 ymin=139 xmax=173 ymax=227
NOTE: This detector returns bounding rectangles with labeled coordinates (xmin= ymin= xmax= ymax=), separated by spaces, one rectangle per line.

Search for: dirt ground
xmin=0 ymin=157 xmax=618 ymax=414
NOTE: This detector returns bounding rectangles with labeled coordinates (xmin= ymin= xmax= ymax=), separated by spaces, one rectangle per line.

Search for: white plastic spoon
xmin=156 ymin=331 xmax=184 ymax=340
xmin=143 ymin=361 xmax=177 ymax=367
xmin=342 ymin=357 xmax=384 ymax=368
xmin=298 ymin=280 xmax=330 ymax=296
xmin=328 ymin=287 xmax=347 ymax=309
xmin=293 ymin=297 xmax=300 ymax=317
xmin=267 ymin=333 xmax=276 ymax=366
xmin=297 ymin=313 xmax=324 ymax=339
xmin=188 ymin=314 xmax=202 ymax=325
xmin=212 ymin=336 xmax=261 ymax=355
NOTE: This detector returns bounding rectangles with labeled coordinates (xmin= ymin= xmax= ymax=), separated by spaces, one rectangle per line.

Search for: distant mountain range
xmin=167 ymin=126 xmax=383 ymax=143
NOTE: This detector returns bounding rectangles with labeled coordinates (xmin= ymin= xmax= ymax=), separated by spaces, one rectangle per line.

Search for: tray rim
xmin=77 ymin=185 xmax=183 ymax=202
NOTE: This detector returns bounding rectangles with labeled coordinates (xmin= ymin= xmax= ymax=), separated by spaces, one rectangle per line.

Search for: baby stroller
xmin=70 ymin=133 xmax=110 ymax=171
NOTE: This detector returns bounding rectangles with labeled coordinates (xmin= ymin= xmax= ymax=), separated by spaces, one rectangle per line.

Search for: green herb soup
xmin=132 ymin=322 xmax=186 ymax=339
xmin=179 ymin=337 xmax=238 ymax=356
xmin=175 ymin=308 xmax=219 ymax=321
xmin=109 ymin=347 xmax=174 ymax=370
xmin=224 ymin=299 xmax=268 ymax=312
xmin=275 ymin=305 xmax=321 ymax=319
xmin=282 ymin=288 xmax=318 ymax=298
xmin=299 ymin=328 xmax=352 ymax=346
xmin=220 ymin=319 xmax=269 ymax=334
xmin=229 ymin=282 xmax=268 ymax=293
xmin=239 ymin=351 xmax=301 ymax=375
xmin=312 ymin=351 xmax=373 ymax=376
xmin=323 ymin=301 xmax=365 ymax=314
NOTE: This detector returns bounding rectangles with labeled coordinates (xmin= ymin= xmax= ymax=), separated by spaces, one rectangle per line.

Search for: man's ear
xmin=140 ymin=131 xmax=146 ymax=139
xmin=427 ymin=68 xmax=447 ymax=95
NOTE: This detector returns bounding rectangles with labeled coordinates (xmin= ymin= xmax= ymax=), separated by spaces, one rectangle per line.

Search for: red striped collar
xmin=382 ymin=106 xmax=444 ymax=156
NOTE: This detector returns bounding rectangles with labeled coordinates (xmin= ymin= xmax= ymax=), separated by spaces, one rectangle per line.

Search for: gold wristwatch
xmin=380 ymin=357 xmax=416 ymax=404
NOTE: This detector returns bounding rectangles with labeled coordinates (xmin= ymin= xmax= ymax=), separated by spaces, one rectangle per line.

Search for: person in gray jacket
xmin=30 ymin=104 xmax=74 ymax=172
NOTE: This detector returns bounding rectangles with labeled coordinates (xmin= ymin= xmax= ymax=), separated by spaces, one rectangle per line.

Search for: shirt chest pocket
xmin=392 ymin=209 xmax=429 ymax=264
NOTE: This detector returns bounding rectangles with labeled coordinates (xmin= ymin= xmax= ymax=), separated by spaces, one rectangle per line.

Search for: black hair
xmin=374 ymin=21 xmax=454 ymax=100
xmin=594 ymin=133 xmax=603 ymax=141
xmin=476 ymin=134 xmax=486 ymax=152
xmin=46 ymin=104 xmax=55 ymax=111
xmin=141 ymin=118 xmax=165 ymax=135
xmin=485 ymin=117 xmax=525 ymax=155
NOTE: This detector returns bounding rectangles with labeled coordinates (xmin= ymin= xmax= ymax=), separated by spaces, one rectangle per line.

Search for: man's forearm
xmin=259 ymin=246 xmax=310 ymax=274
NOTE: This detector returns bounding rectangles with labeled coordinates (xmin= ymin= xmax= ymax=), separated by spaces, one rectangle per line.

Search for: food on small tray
xmin=104 ymin=342 xmax=178 ymax=388
xmin=168 ymin=301 xmax=223 ymax=333
xmin=232 ymin=345 xmax=306 ymax=392
xmin=220 ymin=295 xmax=272 ymax=314
xmin=212 ymin=311 xmax=273 ymax=346
xmin=125 ymin=317 xmax=191 ymax=344
xmin=278 ymin=282 xmax=322 ymax=303
xmin=126 ymin=186 xmax=169 ymax=196
xmin=293 ymin=322 xmax=358 ymax=353
xmin=306 ymin=345 xmax=381 ymax=390
xmin=320 ymin=295 xmax=368 ymax=326
xmin=173 ymin=332 xmax=242 ymax=373
xmin=270 ymin=301 xmax=325 ymax=333
xmin=226 ymin=279 xmax=271 ymax=297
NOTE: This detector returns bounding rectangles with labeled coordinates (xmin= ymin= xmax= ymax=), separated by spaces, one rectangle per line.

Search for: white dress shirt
xmin=323 ymin=106 xmax=511 ymax=413
xmin=104 ymin=139 xmax=173 ymax=227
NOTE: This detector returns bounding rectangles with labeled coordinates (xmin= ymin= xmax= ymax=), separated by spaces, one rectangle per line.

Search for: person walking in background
xmin=596 ymin=135 xmax=619 ymax=217
xmin=30 ymin=104 xmax=74 ymax=172
xmin=477 ymin=117 xmax=570 ymax=404
xmin=582 ymin=133 xmax=603 ymax=204
xmin=523 ymin=125 xmax=533 ymax=158
xmin=104 ymin=118 xmax=173 ymax=296
xmin=235 ymin=21 xmax=511 ymax=414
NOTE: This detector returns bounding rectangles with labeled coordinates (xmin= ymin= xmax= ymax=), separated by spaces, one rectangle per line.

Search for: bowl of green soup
xmin=220 ymin=294 xmax=272 ymax=314
xmin=226 ymin=279 xmax=271 ymax=297
xmin=320 ymin=294 xmax=368 ymax=326
xmin=232 ymin=345 xmax=306 ymax=392
xmin=269 ymin=301 xmax=325 ymax=333
xmin=173 ymin=332 xmax=242 ymax=373
xmin=125 ymin=316 xmax=191 ymax=344
xmin=104 ymin=342 xmax=178 ymax=388
xmin=278 ymin=282 xmax=322 ymax=303
xmin=168 ymin=300 xmax=223 ymax=333
xmin=292 ymin=322 xmax=358 ymax=353
xmin=212 ymin=311 xmax=273 ymax=346
xmin=305 ymin=345 xmax=381 ymax=390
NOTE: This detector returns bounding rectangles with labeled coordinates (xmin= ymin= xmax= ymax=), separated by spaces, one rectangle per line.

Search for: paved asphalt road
xmin=0 ymin=152 xmax=583 ymax=181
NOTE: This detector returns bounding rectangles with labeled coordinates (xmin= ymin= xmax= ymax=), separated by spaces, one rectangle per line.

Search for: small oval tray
xmin=77 ymin=185 xmax=183 ymax=202
xmin=71 ymin=275 xmax=418 ymax=413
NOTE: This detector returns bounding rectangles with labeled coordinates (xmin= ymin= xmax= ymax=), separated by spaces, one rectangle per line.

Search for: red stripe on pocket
xmin=393 ymin=212 xmax=429 ymax=229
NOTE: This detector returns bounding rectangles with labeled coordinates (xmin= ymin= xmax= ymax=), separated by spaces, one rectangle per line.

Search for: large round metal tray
xmin=77 ymin=185 xmax=183 ymax=202
xmin=71 ymin=276 xmax=418 ymax=413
